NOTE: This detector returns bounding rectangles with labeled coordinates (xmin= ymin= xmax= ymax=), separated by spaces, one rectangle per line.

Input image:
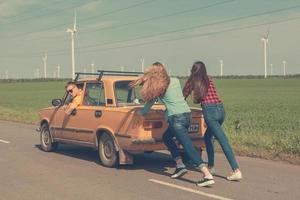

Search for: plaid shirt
xmin=201 ymin=76 xmax=222 ymax=105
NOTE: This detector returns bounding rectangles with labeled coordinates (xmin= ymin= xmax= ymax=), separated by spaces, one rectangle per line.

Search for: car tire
xmin=98 ymin=133 xmax=118 ymax=167
xmin=40 ymin=124 xmax=58 ymax=152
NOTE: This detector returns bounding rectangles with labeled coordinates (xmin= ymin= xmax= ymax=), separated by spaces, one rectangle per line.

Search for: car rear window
xmin=115 ymin=81 xmax=144 ymax=106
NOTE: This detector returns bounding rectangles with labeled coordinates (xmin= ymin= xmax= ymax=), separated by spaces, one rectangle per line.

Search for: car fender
xmin=38 ymin=118 xmax=55 ymax=143
xmin=95 ymin=126 xmax=120 ymax=151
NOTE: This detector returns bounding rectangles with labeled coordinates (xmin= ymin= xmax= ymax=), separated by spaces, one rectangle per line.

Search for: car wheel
xmin=40 ymin=124 xmax=58 ymax=152
xmin=98 ymin=133 xmax=118 ymax=167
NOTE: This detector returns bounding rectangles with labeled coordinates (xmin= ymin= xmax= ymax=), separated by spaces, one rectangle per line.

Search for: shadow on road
xmin=35 ymin=144 xmax=100 ymax=164
xmin=35 ymin=143 xmax=227 ymax=182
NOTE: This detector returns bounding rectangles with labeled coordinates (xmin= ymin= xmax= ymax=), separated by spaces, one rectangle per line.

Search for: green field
xmin=0 ymin=78 xmax=299 ymax=164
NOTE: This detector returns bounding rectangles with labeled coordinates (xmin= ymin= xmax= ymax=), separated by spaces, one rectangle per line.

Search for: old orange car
xmin=38 ymin=71 xmax=206 ymax=167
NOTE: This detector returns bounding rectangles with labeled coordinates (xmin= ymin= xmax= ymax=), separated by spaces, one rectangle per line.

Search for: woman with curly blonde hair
xmin=130 ymin=62 xmax=214 ymax=187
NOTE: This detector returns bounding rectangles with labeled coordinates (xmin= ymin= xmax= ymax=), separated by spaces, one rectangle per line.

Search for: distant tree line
xmin=0 ymin=74 xmax=300 ymax=83
xmin=177 ymin=74 xmax=300 ymax=79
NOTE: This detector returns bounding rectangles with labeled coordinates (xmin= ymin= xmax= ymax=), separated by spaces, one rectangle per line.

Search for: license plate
xmin=188 ymin=123 xmax=199 ymax=133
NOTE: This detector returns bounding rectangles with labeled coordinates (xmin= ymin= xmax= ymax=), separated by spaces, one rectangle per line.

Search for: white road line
xmin=0 ymin=139 xmax=11 ymax=144
xmin=149 ymin=179 xmax=234 ymax=200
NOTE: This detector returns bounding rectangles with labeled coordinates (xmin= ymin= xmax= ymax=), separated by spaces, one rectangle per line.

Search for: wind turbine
xmin=261 ymin=26 xmax=270 ymax=79
xmin=36 ymin=68 xmax=40 ymax=78
xmin=57 ymin=65 xmax=60 ymax=78
xmin=283 ymin=60 xmax=287 ymax=76
xmin=5 ymin=70 xmax=8 ymax=80
xmin=42 ymin=53 xmax=47 ymax=79
xmin=220 ymin=59 xmax=223 ymax=77
xmin=140 ymin=57 xmax=145 ymax=72
xmin=270 ymin=63 xmax=273 ymax=76
xmin=67 ymin=11 xmax=77 ymax=80
xmin=91 ymin=61 xmax=95 ymax=73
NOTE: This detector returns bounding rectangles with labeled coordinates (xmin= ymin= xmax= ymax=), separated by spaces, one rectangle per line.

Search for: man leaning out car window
xmin=65 ymin=81 xmax=83 ymax=115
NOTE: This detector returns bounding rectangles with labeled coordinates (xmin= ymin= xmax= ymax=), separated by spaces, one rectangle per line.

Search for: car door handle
xmin=95 ymin=110 xmax=102 ymax=118
xmin=71 ymin=109 xmax=77 ymax=116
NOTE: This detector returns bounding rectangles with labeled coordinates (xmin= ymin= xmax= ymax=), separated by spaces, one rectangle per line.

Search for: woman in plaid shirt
xmin=183 ymin=61 xmax=242 ymax=181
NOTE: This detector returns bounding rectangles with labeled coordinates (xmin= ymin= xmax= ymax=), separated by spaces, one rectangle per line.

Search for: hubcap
xmin=42 ymin=130 xmax=50 ymax=146
xmin=104 ymin=140 xmax=113 ymax=158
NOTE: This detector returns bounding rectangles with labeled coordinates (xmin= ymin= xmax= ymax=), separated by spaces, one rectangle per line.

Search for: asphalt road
xmin=0 ymin=120 xmax=299 ymax=200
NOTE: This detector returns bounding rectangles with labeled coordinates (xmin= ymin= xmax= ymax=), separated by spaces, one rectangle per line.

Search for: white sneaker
xmin=227 ymin=171 xmax=242 ymax=181
xmin=170 ymin=167 xmax=188 ymax=179
xmin=196 ymin=178 xmax=215 ymax=187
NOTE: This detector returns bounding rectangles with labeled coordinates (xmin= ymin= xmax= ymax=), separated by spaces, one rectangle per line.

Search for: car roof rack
xmin=97 ymin=70 xmax=144 ymax=77
xmin=74 ymin=70 xmax=143 ymax=81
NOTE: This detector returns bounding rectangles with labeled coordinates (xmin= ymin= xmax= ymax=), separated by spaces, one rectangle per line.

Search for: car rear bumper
xmin=116 ymin=134 xmax=205 ymax=153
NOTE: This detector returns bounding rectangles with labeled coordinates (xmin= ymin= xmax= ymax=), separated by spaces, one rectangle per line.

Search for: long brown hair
xmin=130 ymin=62 xmax=170 ymax=102
xmin=183 ymin=61 xmax=209 ymax=103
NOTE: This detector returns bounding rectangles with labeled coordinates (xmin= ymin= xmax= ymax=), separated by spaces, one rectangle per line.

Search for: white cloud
xmin=78 ymin=0 xmax=103 ymax=13
xmin=0 ymin=0 xmax=38 ymax=19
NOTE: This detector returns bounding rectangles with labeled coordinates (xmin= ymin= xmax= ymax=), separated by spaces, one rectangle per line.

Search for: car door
xmin=52 ymin=83 xmax=84 ymax=141
xmin=65 ymin=82 xmax=106 ymax=145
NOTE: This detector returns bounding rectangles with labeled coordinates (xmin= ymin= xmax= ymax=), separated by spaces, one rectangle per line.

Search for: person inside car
xmin=65 ymin=81 xmax=83 ymax=115
xmin=83 ymin=87 xmax=97 ymax=106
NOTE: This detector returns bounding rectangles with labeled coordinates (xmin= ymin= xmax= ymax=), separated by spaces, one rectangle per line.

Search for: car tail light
xmin=143 ymin=121 xmax=163 ymax=130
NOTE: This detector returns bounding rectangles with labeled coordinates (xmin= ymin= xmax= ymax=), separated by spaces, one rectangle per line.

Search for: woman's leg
xmin=163 ymin=120 xmax=187 ymax=178
xmin=204 ymin=128 xmax=214 ymax=168
xmin=203 ymin=105 xmax=239 ymax=170
xmin=170 ymin=113 xmax=213 ymax=180
xmin=170 ymin=114 xmax=204 ymax=168
xmin=162 ymin=127 xmax=181 ymax=161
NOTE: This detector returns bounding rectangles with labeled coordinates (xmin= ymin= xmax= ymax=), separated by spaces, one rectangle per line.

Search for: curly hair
xmin=139 ymin=62 xmax=170 ymax=102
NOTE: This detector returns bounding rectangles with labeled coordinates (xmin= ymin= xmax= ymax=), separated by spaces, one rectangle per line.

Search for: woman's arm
xmin=140 ymin=98 xmax=156 ymax=115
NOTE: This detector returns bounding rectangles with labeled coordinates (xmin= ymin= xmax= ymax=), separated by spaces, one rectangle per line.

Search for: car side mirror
xmin=52 ymin=99 xmax=63 ymax=107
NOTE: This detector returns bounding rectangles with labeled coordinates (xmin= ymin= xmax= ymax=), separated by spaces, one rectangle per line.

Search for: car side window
xmin=115 ymin=81 xmax=143 ymax=105
xmin=83 ymin=83 xmax=105 ymax=106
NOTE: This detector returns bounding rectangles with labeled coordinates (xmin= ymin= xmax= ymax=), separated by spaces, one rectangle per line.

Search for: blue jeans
xmin=202 ymin=103 xmax=239 ymax=170
xmin=162 ymin=112 xmax=205 ymax=169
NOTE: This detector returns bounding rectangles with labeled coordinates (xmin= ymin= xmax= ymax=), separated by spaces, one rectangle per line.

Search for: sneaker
xmin=196 ymin=178 xmax=215 ymax=187
xmin=227 ymin=171 xmax=242 ymax=181
xmin=170 ymin=167 xmax=188 ymax=179
xmin=208 ymin=167 xmax=216 ymax=175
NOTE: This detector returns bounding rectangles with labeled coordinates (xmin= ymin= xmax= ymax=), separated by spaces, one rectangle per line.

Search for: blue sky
xmin=0 ymin=0 xmax=299 ymax=78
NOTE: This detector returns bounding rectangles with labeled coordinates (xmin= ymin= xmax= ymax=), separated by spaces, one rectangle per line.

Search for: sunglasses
xmin=67 ymin=86 xmax=75 ymax=93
